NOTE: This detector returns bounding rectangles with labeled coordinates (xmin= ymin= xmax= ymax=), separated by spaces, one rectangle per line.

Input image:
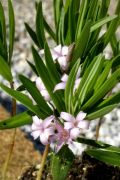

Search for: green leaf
xmin=82 ymin=68 xmax=120 ymax=111
xmin=36 ymin=1 xmax=45 ymax=48
xmin=86 ymin=149 xmax=120 ymax=166
xmin=32 ymin=46 xmax=65 ymax=112
xmin=75 ymin=54 xmax=103 ymax=111
xmin=53 ymin=0 xmax=63 ymax=28
xmin=78 ymin=137 xmax=120 ymax=153
xmin=44 ymin=42 xmax=60 ymax=84
xmin=94 ymin=61 xmax=112 ymax=91
xmin=75 ymin=0 xmax=89 ymax=40
xmin=25 ymin=23 xmax=39 ymax=47
xmin=27 ymin=60 xmax=38 ymax=76
xmin=0 ymin=55 xmax=13 ymax=82
xmin=0 ymin=38 xmax=7 ymax=61
xmin=0 ymin=83 xmax=45 ymax=118
xmin=86 ymin=104 xmax=117 ymax=120
xmin=51 ymin=146 xmax=74 ymax=180
xmin=104 ymin=16 xmax=119 ymax=46
xmin=19 ymin=75 xmax=52 ymax=116
xmin=0 ymin=111 xmax=32 ymax=129
xmin=90 ymin=15 xmax=117 ymax=32
xmin=8 ymin=0 xmax=15 ymax=64
xmin=0 ymin=1 xmax=7 ymax=48
xmin=71 ymin=21 xmax=91 ymax=65
xmin=97 ymin=91 xmax=120 ymax=108
xmin=65 ymin=60 xmax=79 ymax=113
xmin=43 ymin=18 xmax=56 ymax=41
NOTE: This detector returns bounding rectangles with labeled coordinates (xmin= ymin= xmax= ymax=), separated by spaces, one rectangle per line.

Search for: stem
xmin=95 ymin=118 xmax=102 ymax=140
xmin=36 ymin=144 xmax=50 ymax=180
xmin=2 ymin=82 xmax=17 ymax=180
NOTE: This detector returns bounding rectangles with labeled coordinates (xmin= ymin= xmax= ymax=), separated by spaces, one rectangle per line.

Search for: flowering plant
xmin=0 ymin=0 xmax=120 ymax=179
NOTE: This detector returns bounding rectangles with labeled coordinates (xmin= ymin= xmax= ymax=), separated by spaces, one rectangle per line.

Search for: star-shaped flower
xmin=60 ymin=111 xmax=89 ymax=139
xmin=31 ymin=115 xmax=55 ymax=145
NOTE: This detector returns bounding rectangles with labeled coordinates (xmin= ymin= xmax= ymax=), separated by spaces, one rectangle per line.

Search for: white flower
xmin=36 ymin=77 xmax=50 ymax=101
xmin=31 ymin=115 xmax=55 ymax=145
xmin=54 ymin=71 xmax=81 ymax=92
xmin=60 ymin=111 xmax=90 ymax=139
xmin=39 ymin=44 xmax=69 ymax=71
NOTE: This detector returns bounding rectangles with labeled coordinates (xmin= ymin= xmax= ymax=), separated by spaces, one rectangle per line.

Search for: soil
xmin=19 ymin=152 xmax=120 ymax=180
xmin=0 ymin=105 xmax=41 ymax=180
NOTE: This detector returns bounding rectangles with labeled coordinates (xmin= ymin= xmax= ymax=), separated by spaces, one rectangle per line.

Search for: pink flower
xmin=54 ymin=74 xmax=68 ymax=92
xmin=50 ymin=121 xmax=72 ymax=152
xmin=31 ymin=115 xmax=55 ymax=145
xmin=54 ymin=72 xmax=81 ymax=92
xmin=60 ymin=112 xmax=89 ymax=139
xmin=39 ymin=45 xmax=69 ymax=71
xmin=51 ymin=45 xmax=69 ymax=71
xmin=36 ymin=77 xmax=50 ymax=101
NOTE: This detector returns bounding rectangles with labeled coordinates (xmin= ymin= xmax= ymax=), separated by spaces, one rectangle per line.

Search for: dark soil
xmin=19 ymin=152 xmax=120 ymax=180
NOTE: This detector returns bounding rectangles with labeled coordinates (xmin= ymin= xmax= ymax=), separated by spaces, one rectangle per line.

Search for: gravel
xmin=0 ymin=0 xmax=120 ymax=155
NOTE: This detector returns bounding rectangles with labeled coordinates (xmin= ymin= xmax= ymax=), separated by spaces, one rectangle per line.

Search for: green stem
xmin=2 ymin=82 xmax=17 ymax=180
xmin=36 ymin=144 xmax=50 ymax=180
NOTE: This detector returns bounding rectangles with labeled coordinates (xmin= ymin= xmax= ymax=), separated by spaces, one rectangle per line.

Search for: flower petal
xmin=40 ymin=133 xmax=49 ymax=145
xmin=41 ymin=89 xmax=50 ymax=101
xmin=60 ymin=112 xmax=75 ymax=122
xmin=78 ymin=120 xmax=90 ymax=129
xmin=70 ymin=128 xmax=80 ymax=139
xmin=51 ymin=45 xmax=62 ymax=60
xmin=31 ymin=130 xmax=40 ymax=140
xmin=44 ymin=127 xmax=55 ymax=138
xmin=61 ymin=46 xmax=68 ymax=56
xmin=36 ymin=77 xmax=45 ymax=91
xmin=76 ymin=111 xmax=87 ymax=122
xmin=61 ymin=74 xmax=68 ymax=82
xmin=54 ymin=82 xmax=66 ymax=92
xmin=64 ymin=122 xmax=74 ymax=130
xmin=58 ymin=56 xmax=68 ymax=70
xmin=43 ymin=115 xmax=55 ymax=128
xmin=56 ymin=141 xmax=64 ymax=152
xmin=32 ymin=116 xmax=42 ymax=125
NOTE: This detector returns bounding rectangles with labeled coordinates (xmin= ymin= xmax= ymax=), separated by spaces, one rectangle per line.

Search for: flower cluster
xmin=31 ymin=44 xmax=88 ymax=153
xmin=31 ymin=111 xmax=89 ymax=153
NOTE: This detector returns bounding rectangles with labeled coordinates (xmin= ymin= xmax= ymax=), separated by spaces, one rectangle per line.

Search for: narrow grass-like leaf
xmin=0 ymin=38 xmax=8 ymax=61
xmin=86 ymin=104 xmax=117 ymax=120
xmin=65 ymin=60 xmax=80 ymax=113
xmin=71 ymin=21 xmax=91 ymax=65
xmin=0 ymin=55 xmax=12 ymax=82
xmin=90 ymin=15 xmax=117 ymax=32
xmin=36 ymin=1 xmax=45 ymax=48
xmin=0 ymin=111 xmax=32 ymax=129
xmin=53 ymin=0 xmax=63 ymax=28
xmin=44 ymin=42 xmax=60 ymax=84
xmin=8 ymin=0 xmax=15 ymax=64
xmin=27 ymin=60 xmax=38 ymax=76
xmin=43 ymin=18 xmax=56 ymax=41
xmin=19 ymin=75 xmax=52 ymax=116
xmin=97 ymin=91 xmax=120 ymax=108
xmin=25 ymin=23 xmax=39 ymax=47
xmin=94 ymin=61 xmax=112 ymax=90
xmin=75 ymin=0 xmax=88 ymax=40
xmin=82 ymin=68 xmax=120 ymax=110
xmin=75 ymin=54 xmax=103 ymax=111
xmin=0 ymin=83 xmax=45 ymax=118
xmin=32 ymin=46 xmax=65 ymax=112
xmin=86 ymin=149 xmax=120 ymax=166
xmin=0 ymin=1 xmax=7 ymax=48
